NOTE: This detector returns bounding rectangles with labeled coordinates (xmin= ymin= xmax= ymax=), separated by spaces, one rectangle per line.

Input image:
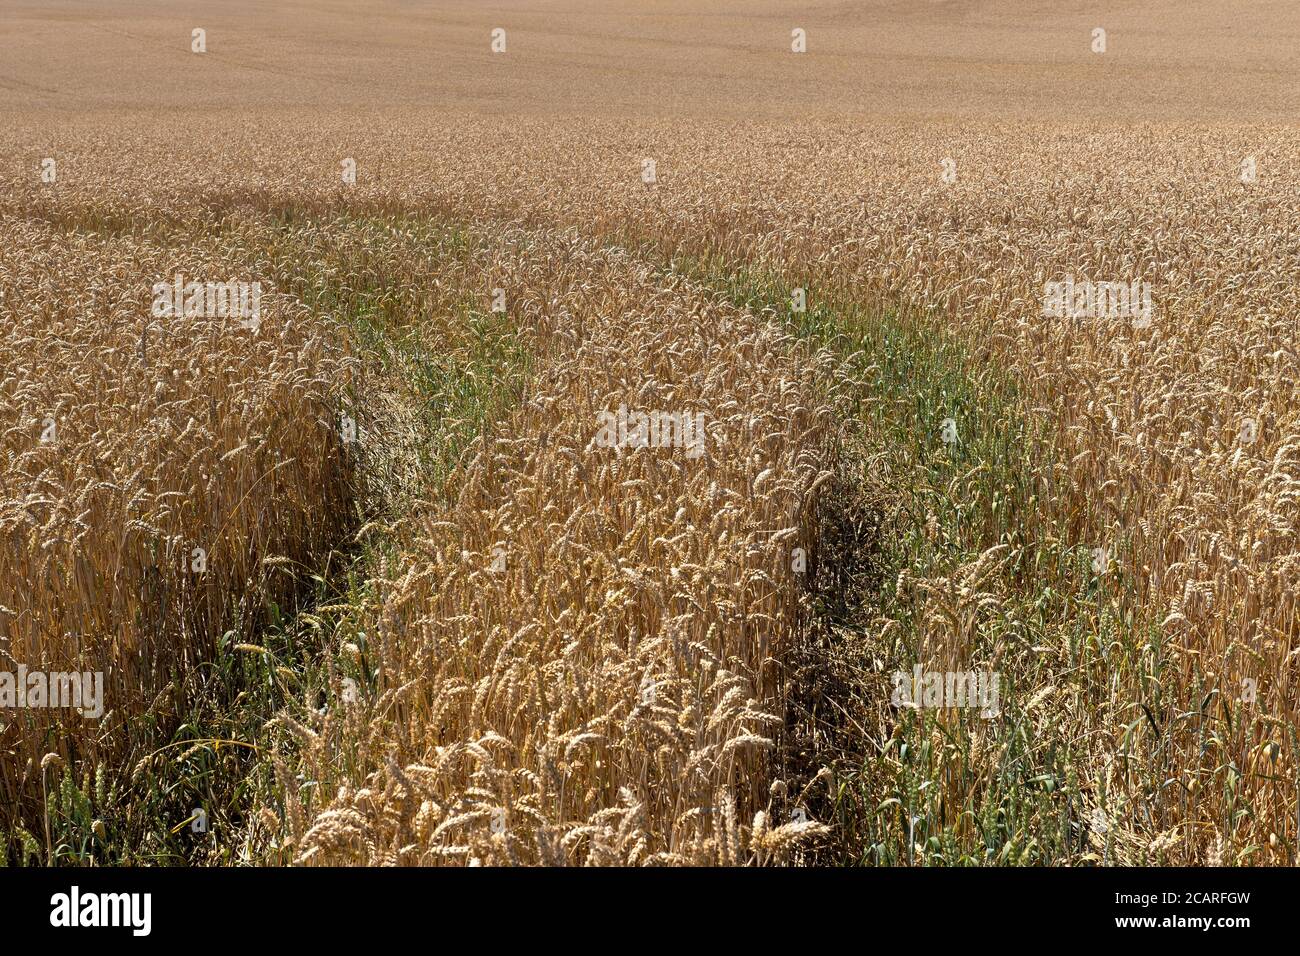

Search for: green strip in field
xmin=12 ymin=216 xmax=534 ymax=866
xmin=657 ymin=255 xmax=1129 ymax=866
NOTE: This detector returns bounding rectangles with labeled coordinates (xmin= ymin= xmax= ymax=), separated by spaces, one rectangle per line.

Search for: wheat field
xmin=1 ymin=1 xmax=1298 ymax=867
